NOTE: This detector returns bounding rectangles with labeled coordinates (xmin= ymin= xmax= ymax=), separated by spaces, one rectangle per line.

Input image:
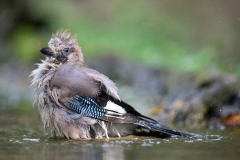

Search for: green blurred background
xmin=0 ymin=0 xmax=240 ymax=111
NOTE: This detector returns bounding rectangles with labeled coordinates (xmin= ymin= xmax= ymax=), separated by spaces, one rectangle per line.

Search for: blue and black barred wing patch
xmin=66 ymin=96 xmax=125 ymax=119
xmin=67 ymin=96 xmax=106 ymax=119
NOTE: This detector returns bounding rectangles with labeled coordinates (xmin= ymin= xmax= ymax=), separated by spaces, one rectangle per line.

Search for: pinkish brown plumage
xmin=30 ymin=29 xmax=197 ymax=139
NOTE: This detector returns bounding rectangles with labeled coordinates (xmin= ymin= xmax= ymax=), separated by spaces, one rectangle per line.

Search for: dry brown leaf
xmin=220 ymin=113 xmax=240 ymax=127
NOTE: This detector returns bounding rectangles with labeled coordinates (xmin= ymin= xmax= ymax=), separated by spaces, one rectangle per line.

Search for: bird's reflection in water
xmin=40 ymin=139 xmax=124 ymax=160
xmin=102 ymin=144 xmax=124 ymax=160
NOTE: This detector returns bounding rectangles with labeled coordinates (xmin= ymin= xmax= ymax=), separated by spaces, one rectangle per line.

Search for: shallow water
xmin=0 ymin=111 xmax=240 ymax=160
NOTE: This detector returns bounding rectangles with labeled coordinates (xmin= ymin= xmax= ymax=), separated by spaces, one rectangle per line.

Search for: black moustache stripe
xmin=56 ymin=55 xmax=68 ymax=63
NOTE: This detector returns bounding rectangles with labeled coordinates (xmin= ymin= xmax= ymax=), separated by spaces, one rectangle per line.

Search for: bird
xmin=30 ymin=29 xmax=197 ymax=139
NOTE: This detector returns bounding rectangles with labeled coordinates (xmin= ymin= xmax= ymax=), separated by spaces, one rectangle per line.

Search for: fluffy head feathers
xmin=44 ymin=29 xmax=84 ymax=65
xmin=48 ymin=29 xmax=77 ymax=48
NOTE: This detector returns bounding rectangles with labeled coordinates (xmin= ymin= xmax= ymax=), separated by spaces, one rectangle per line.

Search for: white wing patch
xmin=105 ymin=101 xmax=126 ymax=114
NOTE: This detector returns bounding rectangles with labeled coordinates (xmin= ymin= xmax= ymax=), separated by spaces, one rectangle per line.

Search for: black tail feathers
xmin=135 ymin=120 xmax=199 ymax=138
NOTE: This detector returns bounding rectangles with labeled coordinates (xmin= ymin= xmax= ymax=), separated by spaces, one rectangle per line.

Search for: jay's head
xmin=40 ymin=29 xmax=84 ymax=64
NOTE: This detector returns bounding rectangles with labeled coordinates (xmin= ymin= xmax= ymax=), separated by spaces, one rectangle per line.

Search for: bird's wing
xmin=50 ymin=65 xmax=150 ymax=123
xmin=50 ymin=65 xmax=127 ymax=119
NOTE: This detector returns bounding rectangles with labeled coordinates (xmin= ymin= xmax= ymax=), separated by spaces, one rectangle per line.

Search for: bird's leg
xmin=99 ymin=121 xmax=109 ymax=139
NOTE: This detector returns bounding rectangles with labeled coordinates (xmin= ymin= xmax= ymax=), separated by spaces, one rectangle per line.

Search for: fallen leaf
xmin=220 ymin=113 xmax=240 ymax=127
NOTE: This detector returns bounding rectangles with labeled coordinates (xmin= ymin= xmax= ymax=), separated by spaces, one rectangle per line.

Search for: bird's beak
xmin=40 ymin=47 xmax=54 ymax=56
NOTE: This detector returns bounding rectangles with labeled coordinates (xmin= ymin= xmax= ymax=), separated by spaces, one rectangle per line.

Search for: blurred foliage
xmin=1 ymin=0 xmax=240 ymax=74
xmin=11 ymin=25 xmax=46 ymax=62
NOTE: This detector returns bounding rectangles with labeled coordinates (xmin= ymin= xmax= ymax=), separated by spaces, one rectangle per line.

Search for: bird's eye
xmin=64 ymin=48 xmax=69 ymax=53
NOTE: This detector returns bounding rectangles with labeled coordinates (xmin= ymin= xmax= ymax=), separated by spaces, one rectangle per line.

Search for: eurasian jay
xmin=31 ymin=30 xmax=196 ymax=139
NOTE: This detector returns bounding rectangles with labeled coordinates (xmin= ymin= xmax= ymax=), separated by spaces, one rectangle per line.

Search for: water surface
xmin=0 ymin=111 xmax=240 ymax=160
